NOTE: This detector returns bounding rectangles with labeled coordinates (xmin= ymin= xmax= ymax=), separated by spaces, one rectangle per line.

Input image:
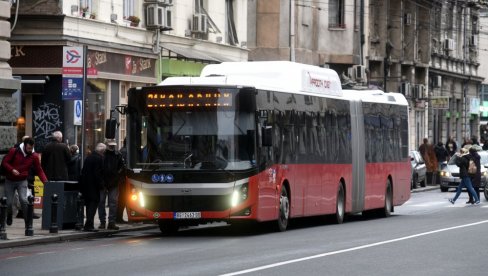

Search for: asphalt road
xmin=1 ymin=190 xmax=487 ymax=276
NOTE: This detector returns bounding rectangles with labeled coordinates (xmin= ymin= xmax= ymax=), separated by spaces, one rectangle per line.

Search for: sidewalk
xmin=0 ymin=208 xmax=157 ymax=249
xmin=411 ymin=184 xmax=439 ymax=193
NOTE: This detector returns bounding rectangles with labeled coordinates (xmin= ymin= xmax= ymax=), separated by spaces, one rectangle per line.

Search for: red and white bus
xmin=120 ymin=61 xmax=411 ymax=233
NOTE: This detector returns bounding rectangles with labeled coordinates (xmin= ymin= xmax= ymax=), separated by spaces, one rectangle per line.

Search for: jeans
xmin=98 ymin=186 xmax=119 ymax=224
xmin=4 ymin=179 xmax=28 ymax=222
xmin=453 ymin=176 xmax=479 ymax=202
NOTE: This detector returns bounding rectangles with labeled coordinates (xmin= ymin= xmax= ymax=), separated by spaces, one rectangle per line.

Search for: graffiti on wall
xmin=33 ymin=102 xmax=63 ymax=152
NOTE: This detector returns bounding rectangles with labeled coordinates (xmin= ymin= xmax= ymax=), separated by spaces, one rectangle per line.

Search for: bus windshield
xmin=128 ymin=87 xmax=257 ymax=171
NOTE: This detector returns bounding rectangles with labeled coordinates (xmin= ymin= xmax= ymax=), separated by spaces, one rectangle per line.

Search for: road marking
xmin=220 ymin=220 xmax=488 ymax=276
xmin=37 ymin=251 xmax=55 ymax=255
xmin=70 ymin=248 xmax=85 ymax=251
xmin=6 ymin=256 xmax=25 ymax=260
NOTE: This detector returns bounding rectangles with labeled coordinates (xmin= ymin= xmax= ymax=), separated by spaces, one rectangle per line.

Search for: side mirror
xmin=105 ymin=118 xmax=117 ymax=139
xmin=262 ymin=126 xmax=272 ymax=147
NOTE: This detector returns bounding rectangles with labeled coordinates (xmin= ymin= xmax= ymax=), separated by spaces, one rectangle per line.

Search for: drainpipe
xmin=360 ymin=0 xmax=364 ymax=65
xmin=290 ymin=0 xmax=295 ymax=62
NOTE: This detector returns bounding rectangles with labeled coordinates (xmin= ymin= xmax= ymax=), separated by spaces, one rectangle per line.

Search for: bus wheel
xmin=158 ymin=221 xmax=179 ymax=235
xmin=277 ymin=185 xmax=290 ymax=232
xmin=334 ymin=184 xmax=345 ymax=224
xmin=380 ymin=180 xmax=393 ymax=218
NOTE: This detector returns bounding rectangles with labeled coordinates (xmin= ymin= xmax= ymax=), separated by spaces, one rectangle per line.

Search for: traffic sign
xmin=74 ymin=100 xmax=82 ymax=126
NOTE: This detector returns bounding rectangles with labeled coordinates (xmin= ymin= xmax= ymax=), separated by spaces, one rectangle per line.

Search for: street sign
xmin=431 ymin=96 xmax=449 ymax=110
xmin=74 ymin=100 xmax=82 ymax=126
xmin=62 ymin=46 xmax=84 ymax=100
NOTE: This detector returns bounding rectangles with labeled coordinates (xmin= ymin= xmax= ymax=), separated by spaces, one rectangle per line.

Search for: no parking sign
xmin=74 ymin=100 xmax=82 ymax=125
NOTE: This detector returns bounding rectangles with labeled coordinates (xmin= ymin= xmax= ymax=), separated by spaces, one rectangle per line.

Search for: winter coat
xmin=67 ymin=153 xmax=82 ymax=181
xmin=103 ymin=149 xmax=125 ymax=189
xmin=41 ymin=140 xmax=71 ymax=181
xmin=434 ymin=144 xmax=449 ymax=163
xmin=469 ymin=151 xmax=481 ymax=187
xmin=455 ymin=154 xmax=471 ymax=178
xmin=1 ymin=146 xmax=47 ymax=182
xmin=419 ymin=143 xmax=438 ymax=172
xmin=79 ymin=152 xmax=104 ymax=202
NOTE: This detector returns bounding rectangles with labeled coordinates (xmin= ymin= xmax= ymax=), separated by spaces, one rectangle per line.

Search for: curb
xmin=411 ymin=185 xmax=440 ymax=193
xmin=0 ymin=224 xmax=158 ymax=249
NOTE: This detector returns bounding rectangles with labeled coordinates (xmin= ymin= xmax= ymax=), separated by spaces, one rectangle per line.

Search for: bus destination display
xmin=146 ymin=90 xmax=233 ymax=108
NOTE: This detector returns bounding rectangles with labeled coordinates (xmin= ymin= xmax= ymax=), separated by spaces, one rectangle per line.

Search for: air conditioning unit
xmin=400 ymin=82 xmax=411 ymax=97
xmin=404 ymin=13 xmax=412 ymax=26
xmin=433 ymin=75 xmax=442 ymax=88
xmin=353 ymin=65 xmax=366 ymax=81
xmin=146 ymin=4 xmax=164 ymax=28
xmin=192 ymin=13 xmax=208 ymax=33
xmin=414 ymin=84 xmax=426 ymax=99
xmin=444 ymin=38 xmax=454 ymax=51
xmin=144 ymin=0 xmax=172 ymax=5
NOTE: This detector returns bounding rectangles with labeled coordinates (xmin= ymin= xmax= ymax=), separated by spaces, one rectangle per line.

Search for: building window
xmin=80 ymin=0 xmax=93 ymax=13
xmin=226 ymin=0 xmax=238 ymax=45
xmin=329 ymin=0 xmax=345 ymax=28
xmin=124 ymin=0 xmax=135 ymax=19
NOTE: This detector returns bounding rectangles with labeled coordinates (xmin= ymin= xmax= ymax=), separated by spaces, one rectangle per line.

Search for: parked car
xmin=410 ymin=150 xmax=426 ymax=189
xmin=439 ymin=150 xmax=488 ymax=195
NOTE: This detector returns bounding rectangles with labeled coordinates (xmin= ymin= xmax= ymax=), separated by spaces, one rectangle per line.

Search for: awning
xmin=161 ymin=44 xmax=229 ymax=63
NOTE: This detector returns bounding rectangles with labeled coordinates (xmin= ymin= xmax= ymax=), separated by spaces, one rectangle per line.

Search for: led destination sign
xmin=146 ymin=91 xmax=233 ymax=108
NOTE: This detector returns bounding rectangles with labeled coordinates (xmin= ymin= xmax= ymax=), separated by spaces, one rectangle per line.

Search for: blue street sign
xmin=62 ymin=77 xmax=83 ymax=100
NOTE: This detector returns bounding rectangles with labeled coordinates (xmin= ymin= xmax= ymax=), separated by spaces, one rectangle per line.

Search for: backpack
xmin=468 ymin=159 xmax=477 ymax=174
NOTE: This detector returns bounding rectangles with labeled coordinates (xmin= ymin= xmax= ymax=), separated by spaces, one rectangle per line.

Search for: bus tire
xmin=334 ymin=183 xmax=345 ymax=224
xmin=158 ymin=221 xmax=179 ymax=235
xmin=380 ymin=180 xmax=393 ymax=218
xmin=276 ymin=185 xmax=290 ymax=232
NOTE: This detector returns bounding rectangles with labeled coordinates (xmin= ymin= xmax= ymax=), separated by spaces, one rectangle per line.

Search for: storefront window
xmin=84 ymin=79 xmax=107 ymax=155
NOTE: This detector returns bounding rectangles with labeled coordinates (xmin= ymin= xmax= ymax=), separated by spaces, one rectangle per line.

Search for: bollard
xmin=25 ymin=195 xmax=34 ymax=236
xmin=50 ymin=194 xmax=59 ymax=234
xmin=0 ymin=197 xmax=7 ymax=240
xmin=75 ymin=192 xmax=84 ymax=231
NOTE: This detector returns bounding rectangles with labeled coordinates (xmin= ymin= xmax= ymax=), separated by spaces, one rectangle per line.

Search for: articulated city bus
xmin=120 ymin=61 xmax=411 ymax=233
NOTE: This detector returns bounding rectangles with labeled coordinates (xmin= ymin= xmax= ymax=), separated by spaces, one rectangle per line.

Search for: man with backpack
xmin=0 ymin=137 xmax=48 ymax=226
xmin=448 ymin=147 xmax=480 ymax=205
xmin=467 ymin=146 xmax=481 ymax=204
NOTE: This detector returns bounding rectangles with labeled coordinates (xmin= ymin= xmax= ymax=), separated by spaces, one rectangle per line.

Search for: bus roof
xmin=159 ymin=61 xmax=407 ymax=107
xmin=160 ymin=61 xmax=343 ymax=97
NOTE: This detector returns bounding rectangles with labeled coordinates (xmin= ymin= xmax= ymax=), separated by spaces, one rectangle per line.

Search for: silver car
xmin=439 ymin=151 xmax=488 ymax=193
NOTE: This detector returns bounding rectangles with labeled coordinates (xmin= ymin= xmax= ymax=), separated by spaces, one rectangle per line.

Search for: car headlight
xmin=440 ymin=171 xmax=450 ymax=177
xmin=482 ymin=171 xmax=487 ymax=177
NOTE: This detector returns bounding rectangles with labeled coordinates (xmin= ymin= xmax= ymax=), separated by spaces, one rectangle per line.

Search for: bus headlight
xmin=139 ymin=191 xmax=145 ymax=208
xmin=130 ymin=188 xmax=145 ymax=208
xmin=231 ymin=183 xmax=249 ymax=207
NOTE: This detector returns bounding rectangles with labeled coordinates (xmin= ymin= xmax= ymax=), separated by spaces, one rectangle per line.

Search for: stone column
xmin=0 ymin=0 xmax=21 ymax=153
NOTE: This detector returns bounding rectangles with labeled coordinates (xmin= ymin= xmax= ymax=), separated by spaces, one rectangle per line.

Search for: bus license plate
xmin=174 ymin=212 xmax=201 ymax=219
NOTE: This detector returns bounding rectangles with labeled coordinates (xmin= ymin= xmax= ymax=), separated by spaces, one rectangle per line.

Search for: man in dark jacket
xmin=468 ymin=147 xmax=481 ymax=204
xmin=41 ymin=131 xmax=71 ymax=180
xmin=67 ymin=145 xmax=82 ymax=181
xmin=1 ymin=137 xmax=48 ymax=226
xmin=79 ymin=143 xmax=106 ymax=232
xmin=98 ymin=139 xmax=124 ymax=230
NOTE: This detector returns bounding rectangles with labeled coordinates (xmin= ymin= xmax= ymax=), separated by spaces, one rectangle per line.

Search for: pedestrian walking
xmin=79 ymin=143 xmax=106 ymax=232
xmin=67 ymin=145 xmax=82 ymax=181
xmin=445 ymin=136 xmax=458 ymax=158
xmin=98 ymin=139 xmax=124 ymax=230
xmin=419 ymin=138 xmax=438 ymax=185
xmin=0 ymin=137 xmax=48 ymax=226
xmin=41 ymin=131 xmax=71 ymax=181
xmin=116 ymin=138 xmax=128 ymax=224
xmin=448 ymin=148 xmax=480 ymax=205
xmin=467 ymin=146 xmax=481 ymax=204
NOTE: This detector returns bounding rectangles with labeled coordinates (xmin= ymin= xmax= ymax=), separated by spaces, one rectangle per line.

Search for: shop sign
xmin=431 ymin=96 xmax=449 ymax=110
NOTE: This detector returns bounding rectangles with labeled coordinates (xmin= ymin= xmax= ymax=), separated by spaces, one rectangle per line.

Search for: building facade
xmin=9 ymin=0 xmax=248 ymax=154
xmin=0 ymin=0 xmax=21 ymax=157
